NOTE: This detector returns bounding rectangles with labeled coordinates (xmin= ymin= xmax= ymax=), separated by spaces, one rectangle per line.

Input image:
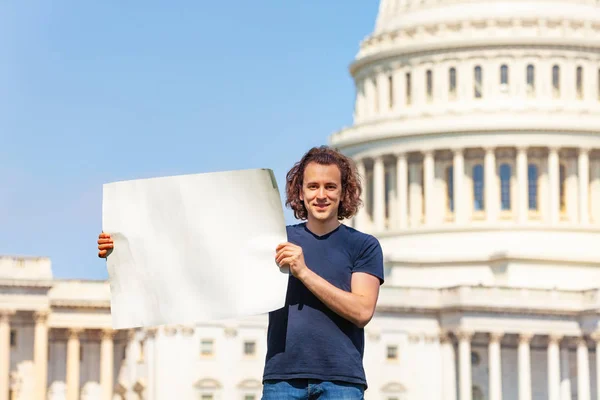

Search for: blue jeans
xmin=261 ymin=379 xmax=365 ymax=399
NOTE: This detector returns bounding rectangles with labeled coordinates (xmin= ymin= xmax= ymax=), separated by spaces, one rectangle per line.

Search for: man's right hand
xmin=97 ymin=232 xmax=114 ymax=258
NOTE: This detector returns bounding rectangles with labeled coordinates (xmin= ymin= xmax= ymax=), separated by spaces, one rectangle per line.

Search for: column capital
xmin=548 ymin=333 xmax=564 ymax=344
xmin=145 ymin=327 xmax=158 ymax=339
xmin=452 ymin=147 xmax=464 ymax=156
xmin=548 ymin=146 xmax=560 ymax=154
xmin=489 ymin=331 xmax=504 ymax=342
xmin=395 ymin=152 xmax=407 ymax=160
xmin=518 ymin=332 xmax=534 ymax=344
xmin=126 ymin=329 xmax=137 ymax=341
xmin=423 ymin=149 xmax=434 ymax=158
xmin=68 ymin=328 xmax=84 ymax=339
xmin=484 ymin=146 xmax=496 ymax=154
xmin=455 ymin=329 xmax=474 ymax=341
xmin=579 ymin=147 xmax=591 ymax=155
xmin=163 ymin=326 xmax=177 ymax=336
xmin=439 ymin=329 xmax=452 ymax=342
xmin=0 ymin=309 xmax=16 ymax=322
xmin=575 ymin=335 xmax=589 ymax=346
xmin=101 ymin=329 xmax=117 ymax=341
xmin=516 ymin=146 xmax=528 ymax=154
xmin=33 ymin=310 xmax=50 ymax=324
xmin=590 ymin=331 xmax=600 ymax=342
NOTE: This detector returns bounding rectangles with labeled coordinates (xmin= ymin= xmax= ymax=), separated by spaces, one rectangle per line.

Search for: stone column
xmin=453 ymin=148 xmax=465 ymax=224
xmin=548 ymin=334 xmax=562 ymax=400
xmin=592 ymin=332 xmax=600 ymax=400
xmin=518 ymin=333 xmax=533 ymax=400
xmin=101 ymin=329 xmax=116 ymax=400
xmin=0 ymin=310 xmax=15 ymax=400
xmin=423 ymin=150 xmax=435 ymax=225
xmin=457 ymin=330 xmax=473 ymax=400
xmin=396 ymin=153 xmax=408 ymax=229
xmin=373 ymin=155 xmax=386 ymax=231
xmin=485 ymin=147 xmax=497 ymax=222
xmin=146 ymin=328 xmax=158 ymax=400
xmin=66 ymin=328 xmax=83 ymax=400
xmin=488 ymin=332 xmax=503 ymax=400
xmin=440 ymin=331 xmax=457 ymax=400
xmin=517 ymin=147 xmax=529 ymax=223
xmin=549 ymin=147 xmax=560 ymax=224
xmin=34 ymin=310 xmax=50 ymax=400
xmin=579 ymin=148 xmax=590 ymax=224
xmin=561 ymin=344 xmax=572 ymax=400
xmin=576 ymin=337 xmax=591 ymax=400
xmin=356 ymin=159 xmax=368 ymax=230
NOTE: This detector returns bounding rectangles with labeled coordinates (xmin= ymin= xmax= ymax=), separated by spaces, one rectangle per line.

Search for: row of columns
xmin=0 ymin=309 xmax=115 ymax=400
xmin=355 ymin=146 xmax=596 ymax=231
xmin=441 ymin=330 xmax=600 ymax=400
xmin=66 ymin=327 xmax=115 ymax=400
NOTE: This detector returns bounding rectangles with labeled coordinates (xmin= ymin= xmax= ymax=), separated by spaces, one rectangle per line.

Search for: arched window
xmin=449 ymin=67 xmax=457 ymax=100
xmin=499 ymin=163 xmax=511 ymax=210
xmin=528 ymin=164 xmax=539 ymax=211
xmin=559 ymin=163 xmax=566 ymax=213
xmin=426 ymin=69 xmax=433 ymax=102
xmin=446 ymin=165 xmax=454 ymax=212
xmin=500 ymin=64 xmax=509 ymax=93
xmin=473 ymin=164 xmax=484 ymax=211
xmin=526 ymin=64 xmax=535 ymax=97
xmin=474 ymin=66 xmax=483 ymax=98
xmin=552 ymin=65 xmax=560 ymax=98
xmin=406 ymin=72 xmax=412 ymax=105
xmin=576 ymin=66 xmax=583 ymax=99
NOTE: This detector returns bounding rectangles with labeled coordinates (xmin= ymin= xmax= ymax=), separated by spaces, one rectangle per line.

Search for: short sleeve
xmin=352 ymin=235 xmax=384 ymax=285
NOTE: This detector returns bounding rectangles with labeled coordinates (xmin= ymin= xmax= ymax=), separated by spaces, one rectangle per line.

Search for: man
xmin=98 ymin=145 xmax=384 ymax=399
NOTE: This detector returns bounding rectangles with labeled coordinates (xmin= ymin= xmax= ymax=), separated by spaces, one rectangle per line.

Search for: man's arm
xmin=297 ymin=268 xmax=380 ymax=328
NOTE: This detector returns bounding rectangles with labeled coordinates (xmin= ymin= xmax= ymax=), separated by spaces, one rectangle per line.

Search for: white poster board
xmin=102 ymin=168 xmax=289 ymax=329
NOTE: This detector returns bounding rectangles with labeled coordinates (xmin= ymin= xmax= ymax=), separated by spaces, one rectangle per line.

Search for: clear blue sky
xmin=0 ymin=1 xmax=378 ymax=280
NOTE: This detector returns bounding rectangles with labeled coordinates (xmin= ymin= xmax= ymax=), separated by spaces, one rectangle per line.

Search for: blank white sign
xmin=102 ymin=168 xmax=289 ymax=329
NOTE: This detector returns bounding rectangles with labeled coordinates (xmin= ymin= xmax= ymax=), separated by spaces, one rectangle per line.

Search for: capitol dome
xmin=330 ymin=0 xmax=600 ymax=399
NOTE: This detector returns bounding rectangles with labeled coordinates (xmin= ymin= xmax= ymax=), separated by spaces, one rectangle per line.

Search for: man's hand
xmin=275 ymin=242 xmax=308 ymax=278
xmin=97 ymin=232 xmax=114 ymax=258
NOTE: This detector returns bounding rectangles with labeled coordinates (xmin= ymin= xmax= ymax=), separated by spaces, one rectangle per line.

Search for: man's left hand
xmin=275 ymin=242 xmax=308 ymax=278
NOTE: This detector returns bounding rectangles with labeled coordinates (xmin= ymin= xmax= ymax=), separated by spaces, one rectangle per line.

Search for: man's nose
xmin=317 ymin=187 xmax=326 ymax=198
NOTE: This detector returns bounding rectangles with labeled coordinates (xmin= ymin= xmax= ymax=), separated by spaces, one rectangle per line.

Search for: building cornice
xmin=50 ymin=299 xmax=111 ymax=309
xmin=353 ymin=14 xmax=600 ymax=74
xmin=0 ymin=279 xmax=54 ymax=289
xmin=330 ymin=113 xmax=600 ymax=150
xmin=376 ymin=285 xmax=600 ymax=316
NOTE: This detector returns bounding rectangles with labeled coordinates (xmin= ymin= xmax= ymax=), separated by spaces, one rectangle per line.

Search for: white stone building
xmin=3 ymin=0 xmax=600 ymax=399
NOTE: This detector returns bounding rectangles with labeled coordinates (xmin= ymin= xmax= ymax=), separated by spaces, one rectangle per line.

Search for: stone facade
xmin=4 ymin=0 xmax=600 ymax=399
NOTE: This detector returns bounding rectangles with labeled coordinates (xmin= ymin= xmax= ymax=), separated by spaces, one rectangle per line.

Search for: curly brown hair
xmin=285 ymin=145 xmax=363 ymax=221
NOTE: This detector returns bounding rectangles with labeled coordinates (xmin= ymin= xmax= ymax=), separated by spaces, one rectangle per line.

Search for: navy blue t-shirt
xmin=262 ymin=222 xmax=384 ymax=387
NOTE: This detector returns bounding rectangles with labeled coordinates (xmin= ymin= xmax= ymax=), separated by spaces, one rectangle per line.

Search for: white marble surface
xmin=102 ymin=168 xmax=289 ymax=329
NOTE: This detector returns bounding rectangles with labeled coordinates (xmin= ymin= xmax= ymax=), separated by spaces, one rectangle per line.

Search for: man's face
xmin=300 ymin=162 xmax=342 ymax=223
